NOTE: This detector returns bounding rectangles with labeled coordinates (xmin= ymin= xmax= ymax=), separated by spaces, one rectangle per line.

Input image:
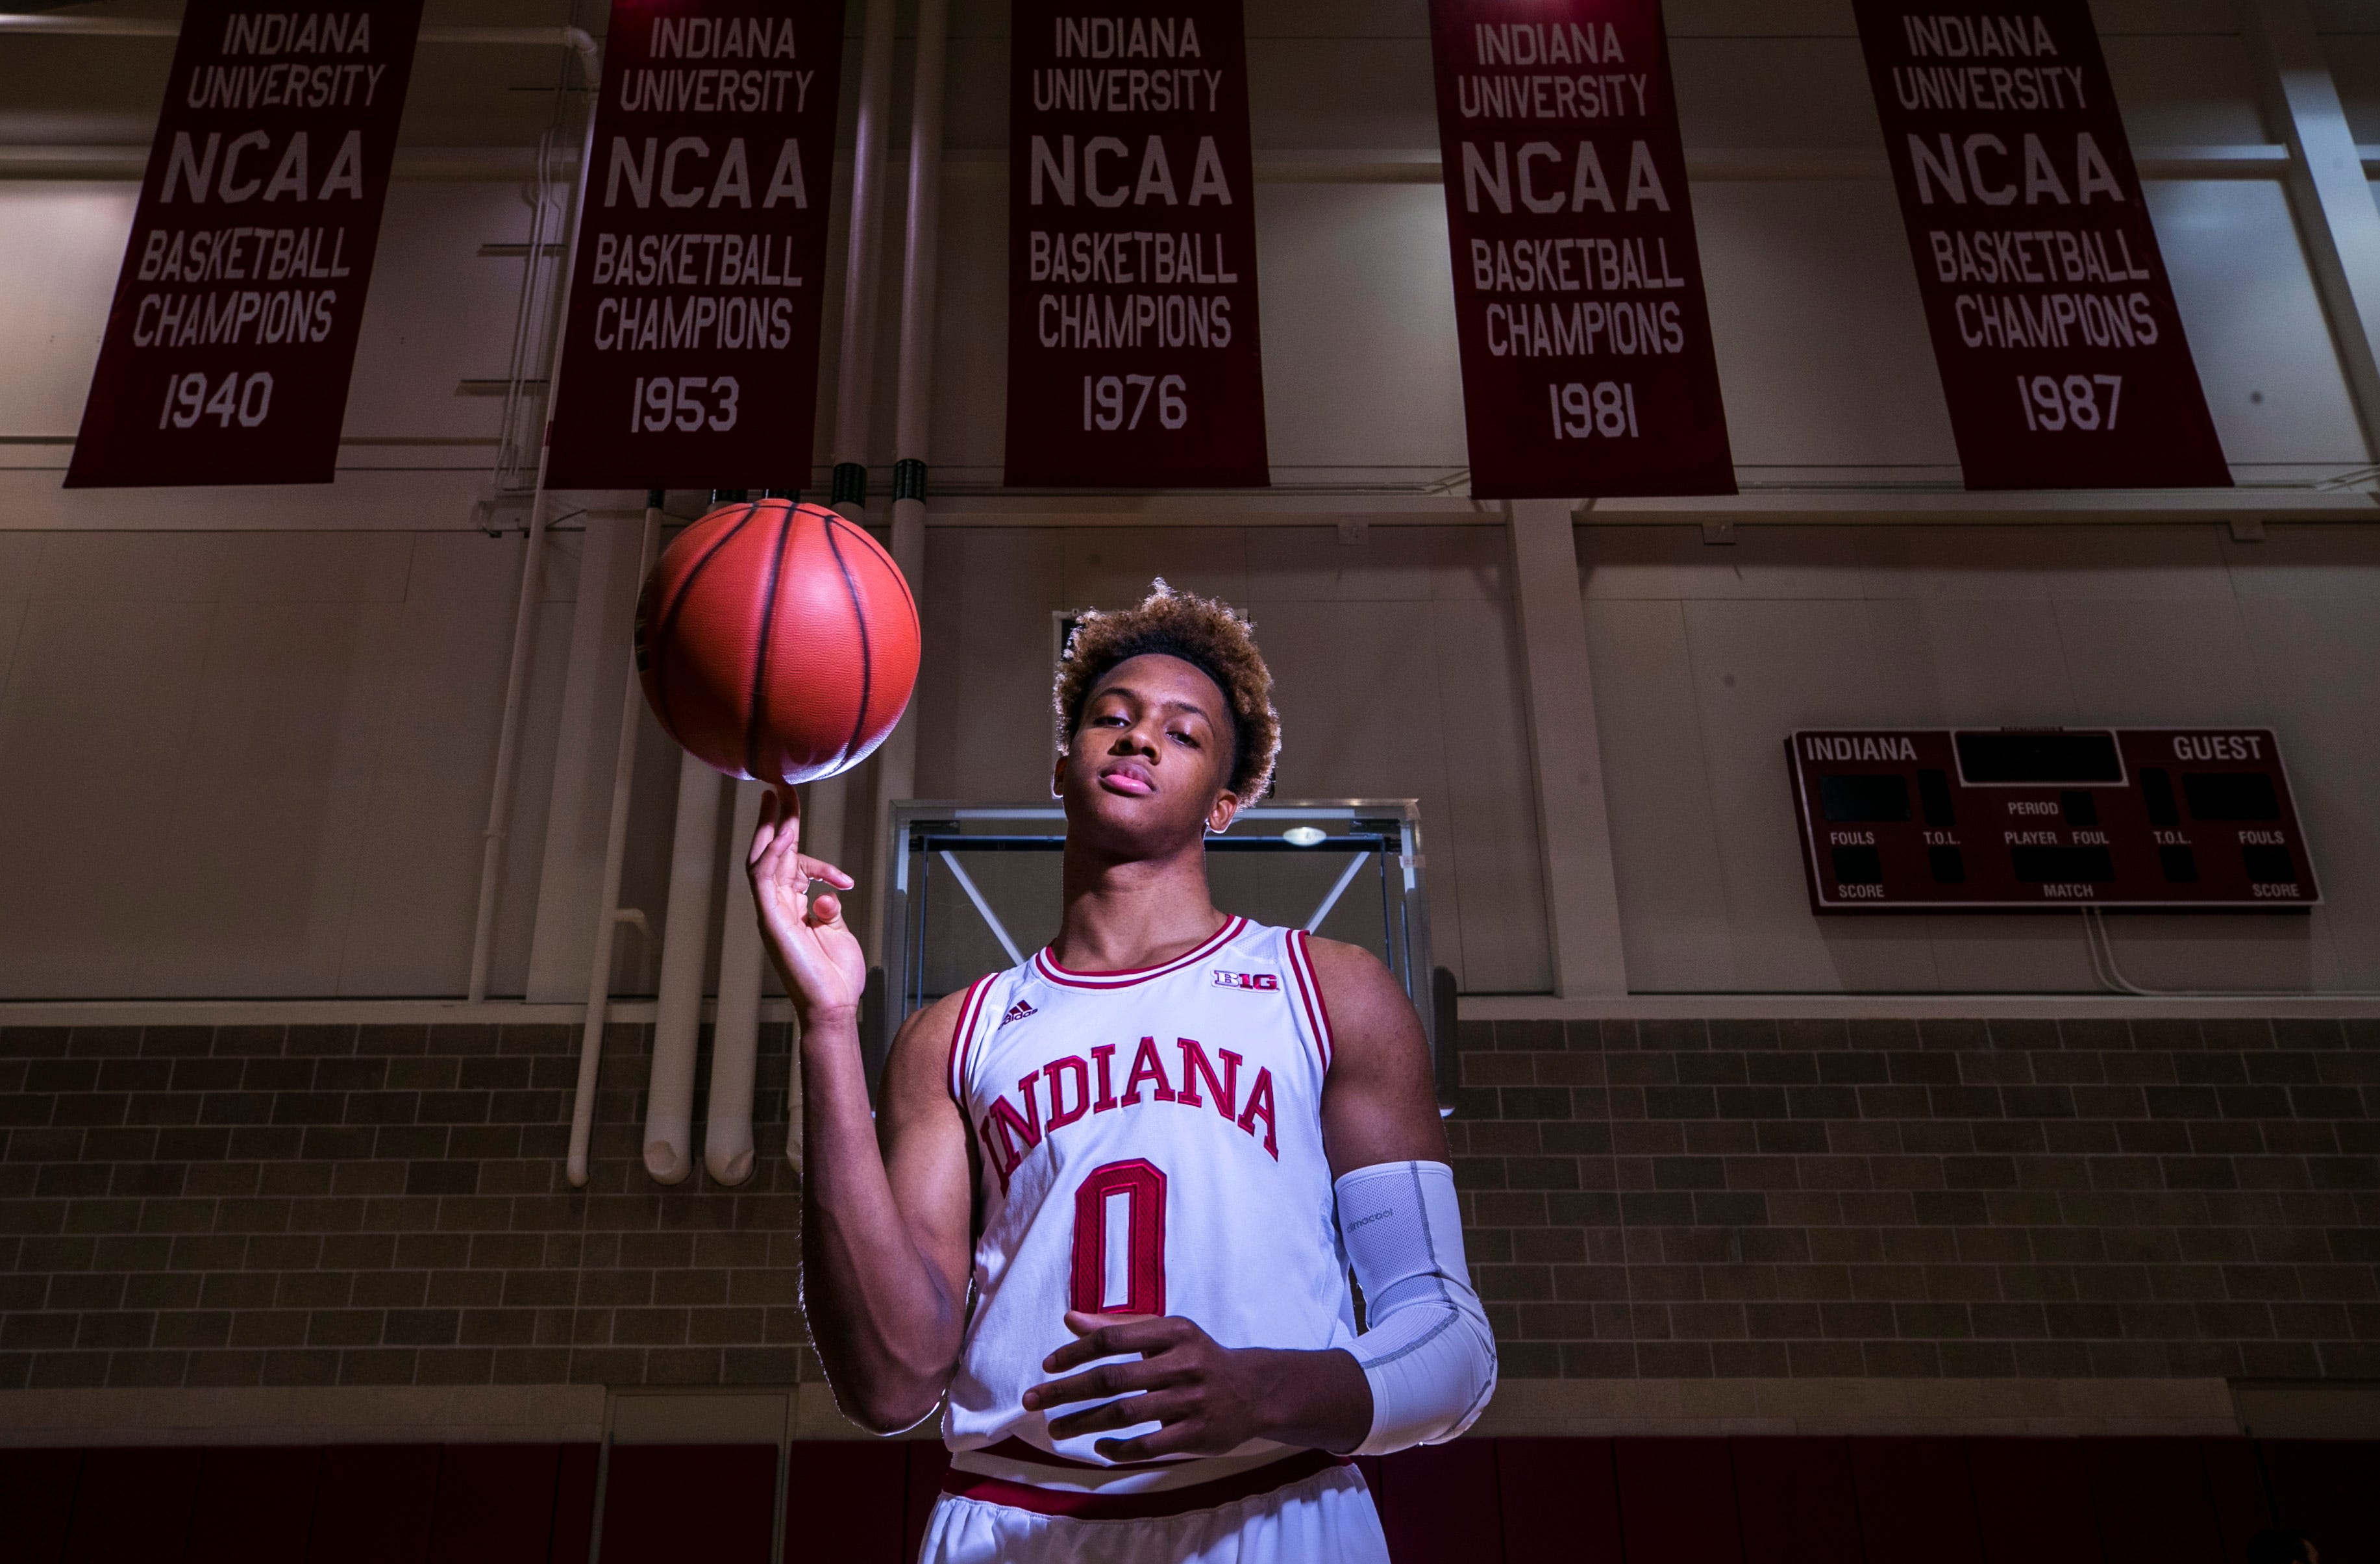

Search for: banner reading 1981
xmin=1005 ymin=2 xmax=1269 ymax=488
xmin=66 ymin=1 xmax=423 ymax=488
xmin=1853 ymin=1 xmax=2229 ymax=489
xmin=545 ymin=0 xmax=843 ymax=490
xmin=1427 ymin=0 xmax=1735 ymax=499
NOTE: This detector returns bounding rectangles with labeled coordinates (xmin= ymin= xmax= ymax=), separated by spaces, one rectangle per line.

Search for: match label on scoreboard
xmin=1787 ymin=728 xmax=2317 ymax=912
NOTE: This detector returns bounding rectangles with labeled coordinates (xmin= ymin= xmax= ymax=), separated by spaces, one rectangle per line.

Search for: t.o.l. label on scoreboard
xmin=1425 ymin=0 xmax=1735 ymax=498
xmin=545 ymin=0 xmax=845 ymax=490
xmin=1004 ymin=2 xmax=1270 ymax=488
xmin=65 ymin=1 xmax=423 ymax=488
xmin=1851 ymin=3 xmax=2230 ymax=489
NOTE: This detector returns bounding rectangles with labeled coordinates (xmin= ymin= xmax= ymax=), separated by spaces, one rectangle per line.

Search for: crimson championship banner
xmin=1005 ymin=3 xmax=1269 ymax=488
xmin=1852 ymin=2 xmax=2229 ymax=488
xmin=1426 ymin=0 xmax=1734 ymax=498
xmin=66 ymin=1 xmax=422 ymax=487
xmin=545 ymin=0 xmax=843 ymax=489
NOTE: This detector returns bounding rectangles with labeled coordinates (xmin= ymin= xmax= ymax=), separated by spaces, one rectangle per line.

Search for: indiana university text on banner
xmin=1852 ymin=2 xmax=2229 ymax=489
xmin=1005 ymin=4 xmax=1270 ymax=488
xmin=1427 ymin=0 xmax=1735 ymax=499
xmin=545 ymin=0 xmax=845 ymax=491
xmin=66 ymin=3 xmax=423 ymax=488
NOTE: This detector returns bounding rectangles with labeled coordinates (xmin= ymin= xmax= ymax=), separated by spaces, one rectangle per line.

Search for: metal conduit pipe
xmin=867 ymin=0 xmax=950 ymax=939
xmin=0 ymin=14 xmax=603 ymax=82
xmin=643 ymin=753 xmax=724 ymax=1184
xmin=566 ymin=497 xmax=662 ymax=1189
xmin=704 ymin=780 xmax=769 ymax=1185
xmin=465 ymin=52 xmax=601 ymax=1004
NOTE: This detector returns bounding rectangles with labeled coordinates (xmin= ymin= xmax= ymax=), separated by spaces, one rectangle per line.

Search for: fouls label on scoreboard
xmin=1004 ymin=4 xmax=1271 ymax=488
xmin=1424 ymin=0 xmax=1736 ymax=498
xmin=545 ymin=0 xmax=844 ymax=490
xmin=66 ymin=1 xmax=423 ymax=488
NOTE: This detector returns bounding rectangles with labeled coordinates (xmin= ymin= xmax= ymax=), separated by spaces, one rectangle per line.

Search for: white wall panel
xmin=0 ymin=185 xmax=130 ymax=444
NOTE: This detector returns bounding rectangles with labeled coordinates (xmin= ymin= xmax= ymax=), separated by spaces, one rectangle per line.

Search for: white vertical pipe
xmin=467 ymin=60 xmax=601 ymax=1004
xmin=785 ymin=780 xmax=847 ymax=1172
xmin=565 ymin=500 xmax=662 ymax=1189
xmin=865 ymin=0 xmax=948 ymax=962
xmin=830 ymin=0 xmax=898 ymax=501
xmin=704 ymin=780 xmax=769 ymax=1186
xmin=643 ymin=751 xmax=724 ymax=1184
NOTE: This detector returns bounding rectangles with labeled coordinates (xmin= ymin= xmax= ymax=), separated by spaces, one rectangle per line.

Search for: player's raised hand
xmin=747 ymin=784 xmax=865 ymax=1024
xmin=1023 ymin=1310 xmax=1369 ymax=1460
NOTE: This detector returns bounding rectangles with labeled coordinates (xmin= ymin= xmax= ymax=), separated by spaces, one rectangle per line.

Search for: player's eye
xmin=1169 ymin=727 xmax=1198 ymax=747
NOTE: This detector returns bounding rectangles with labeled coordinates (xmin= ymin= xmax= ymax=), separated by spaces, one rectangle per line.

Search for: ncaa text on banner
xmin=1426 ymin=0 xmax=1735 ymax=499
xmin=1852 ymin=1 xmax=2229 ymax=489
xmin=1004 ymin=3 xmax=1271 ymax=488
xmin=66 ymin=1 xmax=425 ymax=488
xmin=545 ymin=0 xmax=845 ymax=490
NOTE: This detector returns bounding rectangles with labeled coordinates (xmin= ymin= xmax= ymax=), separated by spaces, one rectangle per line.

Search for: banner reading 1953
xmin=1004 ymin=1 xmax=1270 ymax=488
xmin=545 ymin=0 xmax=844 ymax=490
xmin=1852 ymin=1 xmax=2229 ymax=489
xmin=1426 ymin=0 xmax=1735 ymax=499
xmin=66 ymin=1 xmax=423 ymax=488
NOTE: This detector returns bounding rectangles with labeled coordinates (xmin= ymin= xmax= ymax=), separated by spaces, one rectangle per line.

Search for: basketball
xmin=634 ymin=498 xmax=921 ymax=785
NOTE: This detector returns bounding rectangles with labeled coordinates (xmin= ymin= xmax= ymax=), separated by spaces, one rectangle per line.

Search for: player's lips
xmin=1097 ymin=762 xmax=1156 ymax=796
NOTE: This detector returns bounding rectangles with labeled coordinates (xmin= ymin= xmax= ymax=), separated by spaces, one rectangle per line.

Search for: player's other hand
xmin=747 ymin=785 xmax=863 ymax=1026
xmin=1024 ymin=1310 xmax=1300 ymax=1461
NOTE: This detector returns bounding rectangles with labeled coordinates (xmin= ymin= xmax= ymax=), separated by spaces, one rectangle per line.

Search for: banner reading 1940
xmin=1426 ymin=0 xmax=1735 ymax=499
xmin=1005 ymin=2 xmax=1269 ymax=488
xmin=66 ymin=1 xmax=423 ymax=488
xmin=1852 ymin=1 xmax=2229 ymax=489
xmin=545 ymin=0 xmax=844 ymax=490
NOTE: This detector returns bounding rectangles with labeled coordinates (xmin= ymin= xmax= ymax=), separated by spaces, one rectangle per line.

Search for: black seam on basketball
xmin=745 ymin=504 xmax=794 ymax=782
xmin=822 ymin=513 xmax=873 ymax=769
xmin=651 ymin=501 xmax=758 ymax=748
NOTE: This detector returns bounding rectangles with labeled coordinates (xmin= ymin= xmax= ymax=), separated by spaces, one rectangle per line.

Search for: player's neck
xmin=1050 ymin=838 xmax=1228 ymax=973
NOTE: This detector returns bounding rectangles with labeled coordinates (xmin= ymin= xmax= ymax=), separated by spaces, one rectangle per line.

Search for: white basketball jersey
xmin=940 ymin=917 xmax=1355 ymax=1483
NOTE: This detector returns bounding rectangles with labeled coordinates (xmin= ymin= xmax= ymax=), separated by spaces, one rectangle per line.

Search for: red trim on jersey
xmin=1283 ymin=930 xmax=1332 ymax=1071
xmin=948 ymin=974 xmax=994 ymax=1106
xmin=1031 ymin=917 xmax=1245 ymax=989
xmin=1298 ymin=932 xmax=1337 ymax=1063
xmin=941 ymin=1447 xmax=1346 ymax=1519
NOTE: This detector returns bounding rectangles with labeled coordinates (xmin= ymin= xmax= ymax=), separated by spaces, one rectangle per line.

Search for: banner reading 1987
xmin=1005 ymin=2 xmax=1269 ymax=488
xmin=66 ymin=1 xmax=423 ymax=488
xmin=1427 ymin=0 xmax=1735 ymax=499
xmin=1852 ymin=1 xmax=2230 ymax=489
xmin=545 ymin=0 xmax=843 ymax=490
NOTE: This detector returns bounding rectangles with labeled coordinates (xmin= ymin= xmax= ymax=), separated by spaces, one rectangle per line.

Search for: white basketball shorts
xmin=919 ymin=1456 xmax=1389 ymax=1564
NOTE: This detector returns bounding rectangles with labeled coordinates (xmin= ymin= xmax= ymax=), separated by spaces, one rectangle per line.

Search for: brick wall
xmin=1 ymin=1015 xmax=2374 ymax=1393
xmin=1449 ymin=1017 xmax=2380 ymax=1381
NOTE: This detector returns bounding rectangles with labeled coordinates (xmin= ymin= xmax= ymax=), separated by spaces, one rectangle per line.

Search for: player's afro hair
xmin=1054 ymin=579 xmax=1280 ymax=802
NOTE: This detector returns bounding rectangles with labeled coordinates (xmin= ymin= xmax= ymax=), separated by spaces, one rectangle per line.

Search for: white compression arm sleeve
xmin=1335 ymin=1160 xmax=1498 ymax=1456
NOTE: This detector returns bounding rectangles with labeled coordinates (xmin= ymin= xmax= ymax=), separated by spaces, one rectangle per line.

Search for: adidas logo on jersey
xmin=1210 ymin=969 xmax=1279 ymax=991
xmin=1000 ymin=999 xmax=1037 ymax=1028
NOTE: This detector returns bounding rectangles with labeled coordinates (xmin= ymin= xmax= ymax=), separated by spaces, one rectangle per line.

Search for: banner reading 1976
xmin=545 ymin=0 xmax=843 ymax=490
xmin=1005 ymin=2 xmax=1269 ymax=488
xmin=1853 ymin=1 xmax=2230 ymax=489
xmin=66 ymin=1 xmax=423 ymax=488
xmin=1426 ymin=0 xmax=1735 ymax=499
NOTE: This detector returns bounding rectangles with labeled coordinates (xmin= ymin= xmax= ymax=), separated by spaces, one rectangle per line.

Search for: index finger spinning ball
xmin=635 ymin=498 xmax=920 ymax=784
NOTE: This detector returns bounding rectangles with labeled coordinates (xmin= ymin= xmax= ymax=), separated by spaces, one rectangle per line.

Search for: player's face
xmin=1056 ymin=654 xmax=1239 ymax=851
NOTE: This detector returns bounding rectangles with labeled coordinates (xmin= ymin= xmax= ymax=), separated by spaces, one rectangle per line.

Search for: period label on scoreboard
xmin=1425 ymin=0 xmax=1735 ymax=499
xmin=65 ymin=1 xmax=423 ymax=488
xmin=545 ymin=0 xmax=844 ymax=490
xmin=1850 ymin=2 xmax=2230 ymax=490
xmin=1004 ymin=3 xmax=1270 ymax=488
xmin=1788 ymin=728 xmax=2317 ymax=912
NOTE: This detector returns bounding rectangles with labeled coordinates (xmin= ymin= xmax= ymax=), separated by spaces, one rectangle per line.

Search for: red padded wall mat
xmin=63 ymin=1446 xmax=199 ymax=1564
xmin=1615 ymin=1438 xmax=1744 ymax=1564
xmin=1733 ymin=1437 xmax=1865 ymax=1564
xmin=1 ymin=1446 xmax=84 ymax=1564
xmin=603 ymin=1444 xmax=777 ymax=1564
xmin=784 ymin=1441 xmax=905 ymax=1564
xmin=186 ymin=1445 xmax=321 ymax=1564
xmin=1496 ymin=1436 xmax=1622 ymax=1564
xmin=427 ymin=1443 xmax=564 ymax=1564
xmin=306 ymin=1443 xmax=442 ymax=1564
xmin=1848 ymin=1439 xmax=1984 ymax=1564
xmin=1378 ymin=1440 xmax=1504 ymax=1564
xmin=2261 ymin=1440 xmax=2380 ymax=1564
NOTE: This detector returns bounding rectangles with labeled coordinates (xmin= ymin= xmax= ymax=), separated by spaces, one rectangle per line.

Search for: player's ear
xmin=1206 ymin=788 xmax=1239 ymax=834
xmin=1052 ymin=744 xmax=1069 ymax=801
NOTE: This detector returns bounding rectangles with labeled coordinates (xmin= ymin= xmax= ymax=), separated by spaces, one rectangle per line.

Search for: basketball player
xmin=749 ymin=583 xmax=1496 ymax=1562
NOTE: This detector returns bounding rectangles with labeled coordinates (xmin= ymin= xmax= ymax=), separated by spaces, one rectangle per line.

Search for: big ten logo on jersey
xmin=978 ymin=1036 xmax=1279 ymax=1192
xmin=1210 ymin=968 xmax=1279 ymax=991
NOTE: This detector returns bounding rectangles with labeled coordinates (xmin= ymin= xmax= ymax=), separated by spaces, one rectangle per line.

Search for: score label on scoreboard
xmin=1787 ymin=728 xmax=2318 ymax=913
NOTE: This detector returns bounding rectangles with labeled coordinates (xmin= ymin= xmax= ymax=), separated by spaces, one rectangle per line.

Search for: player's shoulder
xmin=1296 ymin=934 xmax=1399 ymax=991
xmin=889 ymin=971 xmax=1002 ymax=1057
xmin=882 ymin=973 xmax=1008 ymax=1115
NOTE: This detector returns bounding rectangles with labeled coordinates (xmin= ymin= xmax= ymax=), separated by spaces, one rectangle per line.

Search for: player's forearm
xmin=797 ymin=1013 xmax=962 ymax=1430
xmin=1243 ymin=1346 xmax=1374 ymax=1455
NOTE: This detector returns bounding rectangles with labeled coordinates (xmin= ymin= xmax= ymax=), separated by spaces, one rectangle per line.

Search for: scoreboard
xmin=1787 ymin=728 xmax=2318 ymax=913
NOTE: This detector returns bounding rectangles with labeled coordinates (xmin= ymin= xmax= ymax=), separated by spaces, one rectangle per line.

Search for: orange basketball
xmin=635 ymin=499 xmax=920 ymax=784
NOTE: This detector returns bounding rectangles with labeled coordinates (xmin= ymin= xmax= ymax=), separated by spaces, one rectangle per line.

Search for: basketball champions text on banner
xmin=64 ymin=2 xmax=423 ymax=488
xmin=1426 ymin=0 xmax=1734 ymax=499
xmin=544 ymin=0 xmax=845 ymax=490
xmin=1852 ymin=2 xmax=2229 ymax=489
xmin=1004 ymin=3 xmax=1270 ymax=488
